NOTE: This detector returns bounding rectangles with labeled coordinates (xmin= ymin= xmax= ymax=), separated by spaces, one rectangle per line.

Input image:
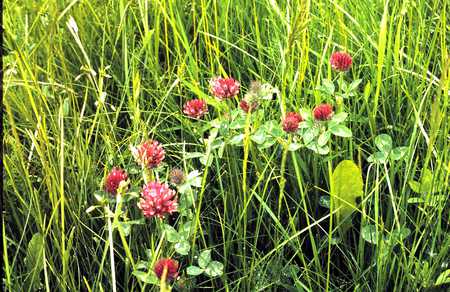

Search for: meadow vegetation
xmin=2 ymin=0 xmax=449 ymax=291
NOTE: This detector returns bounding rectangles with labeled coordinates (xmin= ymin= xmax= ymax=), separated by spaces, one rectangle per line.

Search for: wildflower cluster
xmin=96 ymin=50 xmax=357 ymax=288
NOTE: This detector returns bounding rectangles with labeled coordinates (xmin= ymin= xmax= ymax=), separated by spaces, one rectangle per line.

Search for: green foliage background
xmin=3 ymin=0 xmax=449 ymax=291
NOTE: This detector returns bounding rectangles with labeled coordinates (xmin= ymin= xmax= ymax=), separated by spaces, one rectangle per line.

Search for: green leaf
xmin=435 ymin=269 xmax=450 ymax=285
xmin=178 ymin=182 xmax=192 ymax=194
xmin=132 ymin=270 xmax=158 ymax=284
xmin=184 ymin=152 xmax=204 ymax=159
xmin=174 ymin=241 xmax=190 ymax=255
xmin=388 ymin=227 xmax=411 ymax=245
xmin=229 ymin=116 xmax=246 ymax=129
xmin=302 ymin=127 xmax=320 ymax=145
xmin=329 ymin=124 xmax=352 ymax=138
xmin=331 ymin=160 xmax=363 ymax=232
xmin=331 ymin=112 xmax=348 ymax=123
xmin=258 ymin=137 xmax=276 ymax=149
xmin=199 ymin=154 xmax=213 ymax=167
xmin=164 ymin=224 xmax=180 ymax=243
xmin=390 ymin=146 xmax=408 ymax=161
xmin=408 ymin=180 xmax=421 ymax=194
xmin=187 ymin=266 xmax=204 ymax=276
xmin=179 ymin=192 xmax=194 ymax=214
xmin=418 ymin=169 xmax=433 ymax=194
xmin=288 ymin=143 xmax=302 ymax=152
xmin=306 ymin=142 xmax=329 ymax=155
xmin=63 ymin=97 xmax=70 ymax=116
xmin=205 ymin=261 xmax=224 ymax=277
xmin=319 ymin=195 xmax=330 ymax=208
xmin=179 ymin=221 xmax=192 ymax=240
xmin=265 ymin=120 xmax=283 ymax=138
xmin=317 ymin=78 xmax=335 ymax=95
xmin=135 ymin=260 xmax=148 ymax=270
xmin=317 ymin=131 xmax=331 ymax=146
xmin=407 ymin=195 xmax=446 ymax=206
xmin=26 ymin=233 xmax=45 ymax=290
xmin=251 ymin=128 xmax=266 ymax=144
xmin=361 ymin=225 xmax=378 ymax=245
xmin=375 ymin=134 xmax=392 ymax=153
xmin=198 ymin=250 xmax=212 ymax=269
xmin=229 ymin=134 xmax=244 ymax=145
xmin=368 ymin=151 xmax=388 ymax=164
xmin=211 ymin=139 xmax=225 ymax=150
xmin=406 ymin=197 xmax=425 ymax=204
xmin=348 ymin=79 xmax=362 ymax=92
xmin=186 ymin=170 xmax=202 ymax=188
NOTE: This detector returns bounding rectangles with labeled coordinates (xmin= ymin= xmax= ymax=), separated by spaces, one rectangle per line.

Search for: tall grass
xmin=3 ymin=0 xmax=449 ymax=291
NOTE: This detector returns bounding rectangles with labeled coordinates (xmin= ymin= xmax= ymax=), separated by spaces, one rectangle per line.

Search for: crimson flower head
xmin=154 ymin=258 xmax=179 ymax=281
xmin=313 ymin=104 xmax=334 ymax=121
xmin=209 ymin=77 xmax=240 ymax=100
xmin=138 ymin=181 xmax=178 ymax=219
xmin=131 ymin=140 xmax=165 ymax=169
xmin=104 ymin=167 xmax=128 ymax=195
xmin=282 ymin=112 xmax=303 ymax=133
xmin=239 ymin=100 xmax=258 ymax=113
xmin=183 ymin=99 xmax=208 ymax=119
xmin=330 ymin=51 xmax=352 ymax=71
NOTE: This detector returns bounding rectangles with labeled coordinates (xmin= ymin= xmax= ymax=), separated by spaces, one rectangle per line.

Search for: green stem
xmin=278 ymin=135 xmax=292 ymax=217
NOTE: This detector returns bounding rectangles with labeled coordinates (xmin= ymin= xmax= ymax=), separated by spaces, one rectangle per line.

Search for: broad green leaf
xmin=251 ymin=128 xmax=266 ymax=144
xmin=375 ymin=134 xmax=392 ymax=153
xmin=186 ymin=170 xmax=202 ymax=188
xmin=329 ymin=125 xmax=352 ymax=138
xmin=388 ymin=227 xmax=410 ymax=245
xmin=205 ymin=261 xmax=224 ymax=277
xmin=331 ymin=160 xmax=363 ymax=232
xmin=187 ymin=266 xmax=204 ymax=276
xmin=361 ymin=225 xmax=378 ymax=245
xmin=164 ymin=224 xmax=179 ymax=243
xmin=408 ymin=180 xmax=421 ymax=194
xmin=288 ymin=143 xmax=302 ymax=152
xmin=178 ymin=182 xmax=192 ymax=194
xmin=132 ymin=270 xmax=158 ymax=284
xmin=135 ymin=260 xmax=148 ymax=270
xmin=258 ymin=137 xmax=276 ymax=149
xmin=198 ymin=250 xmax=212 ymax=269
xmin=229 ymin=134 xmax=244 ymax=145
xmin=174 ymin=241 xmax=190 ymax=255
xmin=318 ymin=131 xmax=331 ymax=146
xmin=199 ymin=154 xmax=213 ymax=167
xmin=318 ymin=79 xmax=335 ymax=95
xmin=331 ymin=112 xmax=348 ymax=123
xmin=390 ymin=146 xmax=408 ymax=161
xmin=368 ymin=151 xmax=388 ymax=164
xmin=265 ymin=120 xmax=283 ymax=138
xmin=348 ymin=79 xmax=362 ymax=91
xmin=303 ymin=127 xmax=320 ymax=145
xmin=211 ymin=139 xmax=225 ymax=150
xmin=179 ymin=221 xmax=192 ymax=240
xmin=229 ymin=117 xmax=246 ymax=130
xmin=306 ymin=142 xmax=329 ymax=155
xmin=418 ymin=169 xmax=433 ymax=194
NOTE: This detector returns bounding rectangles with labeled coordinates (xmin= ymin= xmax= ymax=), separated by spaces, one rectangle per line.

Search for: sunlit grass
xmin=3 ymin=0 xmax=449 ymax=291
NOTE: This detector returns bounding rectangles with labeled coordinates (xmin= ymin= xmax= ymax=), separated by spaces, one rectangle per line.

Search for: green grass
xmin=3 ymin=0 xmax=449 ymax=291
